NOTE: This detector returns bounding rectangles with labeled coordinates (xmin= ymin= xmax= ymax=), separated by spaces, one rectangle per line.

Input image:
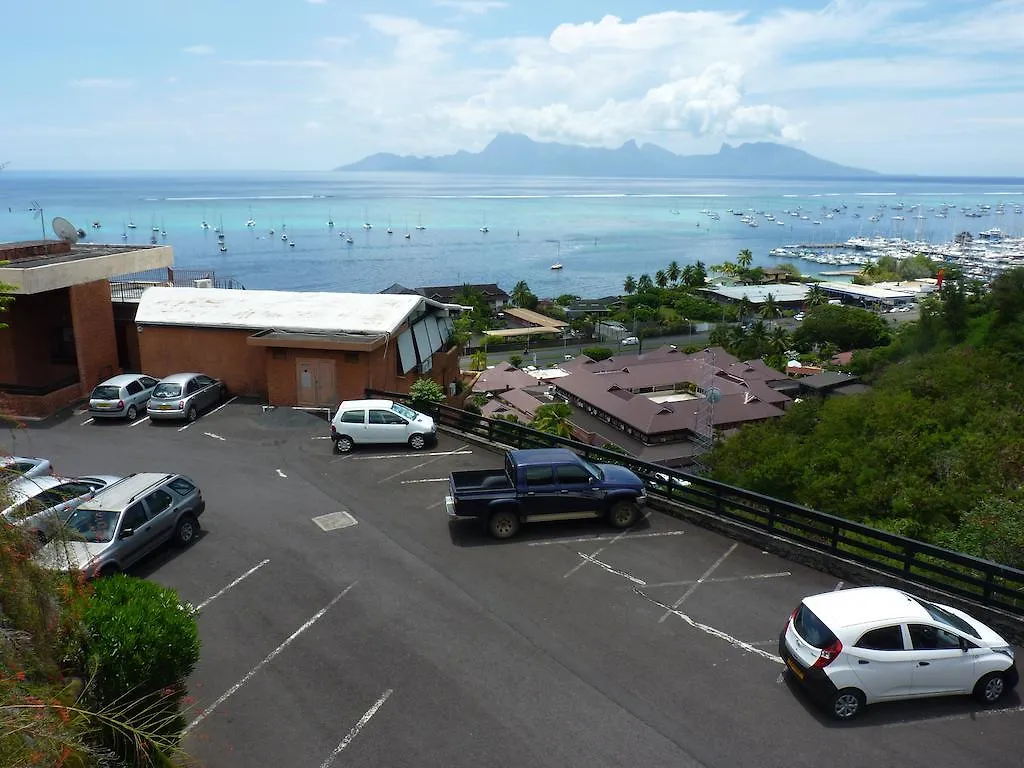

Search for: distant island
xmin=334 ymin=133 xmax=878 ymax=179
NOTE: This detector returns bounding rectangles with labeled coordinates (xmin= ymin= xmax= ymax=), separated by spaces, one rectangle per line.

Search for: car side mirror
xmin=960 ymin=637 xmax=969 ymax=653
xmin=120 ymin=527 xmax=134 ymax=539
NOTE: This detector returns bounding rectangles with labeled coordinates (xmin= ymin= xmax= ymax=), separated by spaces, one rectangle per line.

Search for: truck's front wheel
xmin=489 ymin=510 xmax=520 ymax=540
xmin=608 ymin=500 xmax=640 ymax=529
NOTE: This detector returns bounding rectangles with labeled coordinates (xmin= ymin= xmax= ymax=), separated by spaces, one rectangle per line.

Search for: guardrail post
xmin=903 ymin=544 xmax=914 ymax=575
xmin=983 ymin=571 xmax=994 ymax=602
xmin=831 ymin=523 xmax=840 ymax=554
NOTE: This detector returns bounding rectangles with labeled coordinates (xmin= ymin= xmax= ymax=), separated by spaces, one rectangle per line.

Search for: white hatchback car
xmin=779 ymin=586 xmax=1018 ymax=720
xmin=330 ymin=399 xmax=437 ymax=454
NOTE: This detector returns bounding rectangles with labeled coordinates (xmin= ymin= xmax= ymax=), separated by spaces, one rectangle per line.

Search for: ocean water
xmin=1 ymin=171 xmax=1022 ymax=297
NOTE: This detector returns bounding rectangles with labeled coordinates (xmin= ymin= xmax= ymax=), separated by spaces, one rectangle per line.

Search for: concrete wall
xmin=138 ymin=325 xmax=266 ymax=398
xmin=69 ymin=280 xmax=119 ymax=394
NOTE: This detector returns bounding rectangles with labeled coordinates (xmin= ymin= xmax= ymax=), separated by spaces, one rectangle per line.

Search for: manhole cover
xmin=313 ymin=511 xmax=357 ymax=531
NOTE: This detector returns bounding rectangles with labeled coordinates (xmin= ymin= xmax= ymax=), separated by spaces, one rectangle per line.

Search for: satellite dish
xmin=52 ymin=216 xmax=80 ymax=244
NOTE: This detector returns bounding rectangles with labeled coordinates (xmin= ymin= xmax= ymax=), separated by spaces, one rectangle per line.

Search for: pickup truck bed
xmin=446 ymin=448 xmax=647 ymax=539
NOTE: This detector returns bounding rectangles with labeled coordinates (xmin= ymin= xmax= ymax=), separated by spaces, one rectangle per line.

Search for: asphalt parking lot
xmin=11 ymin=400 xmax=1023 ymax=768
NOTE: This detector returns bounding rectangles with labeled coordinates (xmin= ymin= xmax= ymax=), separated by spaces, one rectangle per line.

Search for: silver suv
xmin=37 ymin=473 xmax=205 ymax=577
xmin=89 ymin=374 xmax=159 ymax=420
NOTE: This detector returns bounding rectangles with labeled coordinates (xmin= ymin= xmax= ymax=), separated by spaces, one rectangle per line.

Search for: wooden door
xmin=296 ymin=359 xmax=336 ymax=407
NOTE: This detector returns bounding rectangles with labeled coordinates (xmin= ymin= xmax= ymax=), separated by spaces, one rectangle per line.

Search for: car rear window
xmin=92 ymin=385 xmax=120 ymax=399
xmin=793 ymin=604 xmax=838 ymax=649
xmin=340 ymin=409 xmax=365 ymax=424
xmin=167 ymin=477 xmax=195 ymax=496
xmin=153 ymin=383 xmax=182 ymax=397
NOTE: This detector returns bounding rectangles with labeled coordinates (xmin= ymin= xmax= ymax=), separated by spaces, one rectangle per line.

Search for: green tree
xmin=690 ymin=260 xmax=707 ymax=288
xmin=941 ymin=497 xmax=1024 ymax=568
xmin=708 ymin=324 xmax=733 ymax=348
xmin=511 ymin=280 xmax=533 ymax=308
xmin=530 ymin=402 xmax=573 ymax=439
xmin=759 ymin=293 xmax=780 ymax=324
xmin=409 ymin=378 xmax=445 ymax=411
xmin=623 ymin=275 xmax=637 ymax=295
xmin=555 ymin=293 xmax=579 ymax=306
xmin=508 ymin=354 xmax=524 ymax=368
xmin=655 ymin=269 xmax=668 ymax=289
xmin=806 ymin=284 xmax=827 ymax=307
xmin=736 ymin=294 xmax=753 ymax=323
xmin=470 ymin=349 xmax=488 ymax=371
xmin=581 ymin=346 xmax=615 ymax=361
xmin=667 ymin=260 xmax=681 ymax=285
xmin=793 ymin=304 xmax=889 ymax=351
xmin=737 ymin=249 xmax=753 ymax=270
xmin=989 ymin=267 xmax=1024 ymax=326
xmin=940 ymin=275 xmax=968 ymax=342
xmin=637 ymin=274 xmax=654 ymax=293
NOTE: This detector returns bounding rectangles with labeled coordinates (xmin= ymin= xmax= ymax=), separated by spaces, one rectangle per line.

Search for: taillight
xmin=813 ymin=639 xmax=843 ymax=669
xmin=330 ymin=424 xmax=337 ymax=437
xmin=117 ymin=400 xmax=124 ymax=409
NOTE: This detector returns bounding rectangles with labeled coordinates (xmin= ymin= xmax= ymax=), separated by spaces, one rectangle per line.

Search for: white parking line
xmin=311 ymin=436 xmax=333 ymax=440
xmin=378 ymin=445 xmax=469 ymax=484
xmin=178 ymin=395 xmax=237 ymax=431
xmin=129 ymin=415 xmax=150 ymax=427
xmin=883 ymin=705 xmax=1024 ymax=728
xmin=576 ymin=553 xmax=647 ymax=585
xmin=196 ymin=559 xmax=271 ymax=611
xmin=203 ymin=432 xmax=227 ymax=441
xmin=529 ymin=530 xmax=685 ymax=547
xmin=563 ymin=511 xmax=651 ymax=580
xmin=833 ymin=580 xmax=845 ymax=591
xmin=184 ymin=583 xmax=357 ymax=734
xmin=355 ymin=450 xmax=472 ymax=461
xmin=276 ymin=469 xmax=288 ymax=479
xmin=426 ymin=500 xmax=444 ymax=510
xmin=319 ymin=688 xmax=394 ymax=768
xmin=645 ymin=571 xmax=791 ymax=589
xmin=658 ymin=542 xmax=738 ymax=623
xmin=399 ymin=477 xmax=448 ymax=484
xmin=635 ymin=588 xmax=783 ymax=665
xmin=80 ymin=417 xmax=94 ymax=426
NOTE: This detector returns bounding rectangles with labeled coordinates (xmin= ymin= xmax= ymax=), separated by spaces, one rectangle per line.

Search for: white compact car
xmin=329 ymin=399 xmax=437 ymax=454
xmin=779 ymin=586 xmax=1018 ymax=720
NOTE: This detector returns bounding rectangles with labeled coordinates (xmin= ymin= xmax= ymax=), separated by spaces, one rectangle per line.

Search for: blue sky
xmin=1 ymin=0 xmax=1022 ymax=174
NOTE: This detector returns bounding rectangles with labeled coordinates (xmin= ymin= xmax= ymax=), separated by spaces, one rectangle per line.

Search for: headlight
xmin=993 ymin=646 xmax=1015 ymax=659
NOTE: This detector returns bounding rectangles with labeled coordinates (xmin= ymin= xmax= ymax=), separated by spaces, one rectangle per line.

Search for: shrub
xmin=81 ymin=575 xmax=200 ymax=764
xmin=409 ymin=378 xmax=445 ymax=413
xmin=581 ymin=346 xmax=615 ymax=361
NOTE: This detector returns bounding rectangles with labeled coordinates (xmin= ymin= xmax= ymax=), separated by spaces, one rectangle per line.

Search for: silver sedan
xmin=147 ymin=372 xmax=226 ymax=422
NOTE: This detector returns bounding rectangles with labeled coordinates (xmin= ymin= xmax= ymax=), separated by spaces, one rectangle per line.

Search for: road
xmin=18 ymin=398 xmax=1021 ymax=768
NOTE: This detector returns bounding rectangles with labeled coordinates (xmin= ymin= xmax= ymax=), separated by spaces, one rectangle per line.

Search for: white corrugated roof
xmin=135 ymin=287 xmax=439 ymax=334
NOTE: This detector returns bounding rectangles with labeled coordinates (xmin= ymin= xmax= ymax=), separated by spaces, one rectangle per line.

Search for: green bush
xmin=581 ymin=346 xmax=615 ymax=361
xmin=409 ymin=378 xmax=445 ymax=412
xmin=82 ymin=575 xmax=200 ymax=764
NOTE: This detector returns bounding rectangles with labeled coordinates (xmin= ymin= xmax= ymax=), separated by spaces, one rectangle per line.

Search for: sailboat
xmin=160 ymin=218 xmax=167 ymax=238
xmin=549 ymin=241 xmax=563 ymax=270
xmin=479 ymin=213 xmax=489 ymax=234
xmin=327 ymin=211 xmax=335 ymax=228
xmin=363 ymin=208 xmax=372 ymax=230
xmin=415 ymin=213 xmax=426 ymax=231
xmin=246 ymin=207 xmax=256 ymax=227
xmin=386 ymin=215 xmax=393 ymax=236
xmin=121 ymin=221 xmax=128 ymax=241
xmin=201 ymin=207 xmax=210 ymax=230
xmin=403 ymin=219 xmax=411 ymax=239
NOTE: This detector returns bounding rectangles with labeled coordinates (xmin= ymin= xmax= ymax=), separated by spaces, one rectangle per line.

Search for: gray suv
xmin=37 ymin=473 xmax=205 ymax=577
xmin=89 ymin=374 xmax=159 ymax=420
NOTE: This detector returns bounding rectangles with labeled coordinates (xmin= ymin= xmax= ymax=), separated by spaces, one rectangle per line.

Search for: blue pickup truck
xmin=445 ymin=448 xmax=647 ymax=539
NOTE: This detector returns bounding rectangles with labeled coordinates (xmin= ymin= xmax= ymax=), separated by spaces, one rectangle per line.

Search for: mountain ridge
xmin=334 ymin=133 xmax=878 ymax=178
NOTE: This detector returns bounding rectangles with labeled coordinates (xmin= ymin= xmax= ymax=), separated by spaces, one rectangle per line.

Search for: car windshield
xmin=391 ymin=403 xmax=417 ymax=420
xmin=793 ymin=604 xmax=838 ymax=649
xmin=92 ymin=385 xmax=120 ymax=400
xmin=909 ymin=595 xmax=981 ymax=639
xmin=65 ymin=507 xmax=118 ymax=543
xmin=152 ymin=383 xmax=182 ymax=398
xmin=579 ymin=458 xmax=603 ymax=480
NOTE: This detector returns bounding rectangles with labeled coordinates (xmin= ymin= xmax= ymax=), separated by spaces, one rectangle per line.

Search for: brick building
xmin=134 ymin=287 xmax=465 ymax=407
xmin=0 ymin=240 xmax=172 ymax=417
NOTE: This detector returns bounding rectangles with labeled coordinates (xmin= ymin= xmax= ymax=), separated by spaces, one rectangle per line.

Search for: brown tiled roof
xmin=419 ymin=283 xmax=510 ymax=303
xmin=471 ymin=362 xmax=540 ymax=393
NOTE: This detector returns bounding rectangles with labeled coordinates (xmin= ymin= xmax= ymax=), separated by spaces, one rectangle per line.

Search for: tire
xmin=99 ymin=564 xmax=120 ymax=578
xmin=829 ymin=688 xmax=865 ymax=720
xmin=175 ymin=514 xmax=199 ymax=547
xmin=335 ymin=435 xmax=354 ymax=453
xmin=608 ymin=500 xmax=640 ymax=529
xmin=126 ymin=404 xmax=138 ymax=421
xmin=187 ymin=405 xmax=198 ymax=422
xmin=489 ymin=509 xmax=520 ymax=540
xmin=409 ymin=433 xmax=426 ymax=450
xmin=974 ymin=671 xmax=1009 ymax=705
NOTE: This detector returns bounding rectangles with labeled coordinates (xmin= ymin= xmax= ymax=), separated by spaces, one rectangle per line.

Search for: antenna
xmin=692 ymin=347 xmax=720 ymax=474
xmin=29 ymin=201 xmax=46 ymax=240
xmin=52 ymin=216 xmax=81 ymax=245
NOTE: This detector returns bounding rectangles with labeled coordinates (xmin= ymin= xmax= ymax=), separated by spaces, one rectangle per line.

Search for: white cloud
xmin=364 ymin=15 xmax=462 ymax=62
xmin=69 ymin=78 xmax=134 ymax=89
xmin=228 ymin=59 xmax=329 ymax=68
xmin=433 ymin=0 xmax=507 ymax=14
xmin=183 ymin=44 xmax=214 ymax=55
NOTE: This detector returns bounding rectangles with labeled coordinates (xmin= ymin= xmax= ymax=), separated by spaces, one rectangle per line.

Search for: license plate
xmin=158 ymin=403 xmax=173 ymax=410
xmin=786 ymin=657 xmax=804 ymax=680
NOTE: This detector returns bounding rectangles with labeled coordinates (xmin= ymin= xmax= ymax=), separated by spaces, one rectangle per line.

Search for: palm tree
xmin=623 ymin=275 xmax=637 ymax=295
xmin=806 ymin=284 xmax=827 ymax=307
xmin=470 ymin=349 xmax=488 ymax=371
xmin=768 ymin=326 xmax=791 ymax=356
xmin=747 ymin=319 xmax=769 ymax=352
xmin=692 ymin=260 xmax=707 ymax=287
xmin=511 ymin=280 xmax=532 ymax=308
xmin=680 ymin=264 xmax=695 ymax=287
xmin=708 ymin=324 xmax=733 ymax=348
xmin=737 ymin=249 xmax=753 ymax=270
xmin=759 ymin=293 xmax=780 ymax=324
xmin=655 ymin=269 xmax=668 ymax=289
xmin=637 ymin=273 xmax=654 ymax=293
xmin=736 ymin=294 xmax=753 ymax=323
xmin=530 ymin=402 xmax=573 ymax=439
xmin=667 ymin=260 xmax=681 ymax=285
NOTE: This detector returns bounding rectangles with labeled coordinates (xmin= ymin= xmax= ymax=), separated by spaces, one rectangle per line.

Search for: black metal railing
xmin=110 ymin=268 xmax=246 ymax=302
xmin=368 ymin=388 xmax=1024 ymax=618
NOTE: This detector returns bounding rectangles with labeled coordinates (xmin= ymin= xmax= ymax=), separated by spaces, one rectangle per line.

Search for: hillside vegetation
xmin=706 ymin=268 xmax=1024 ymax=568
